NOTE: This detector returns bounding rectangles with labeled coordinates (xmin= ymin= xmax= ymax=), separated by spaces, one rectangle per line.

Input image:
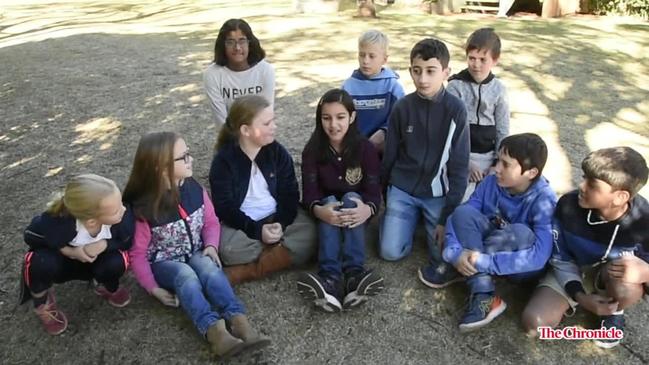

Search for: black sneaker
xmin=296 ymin=273 xmax=343 ymax=313
xmin=418 ymin=261 xmax=464 ymax=289
xmin=343 ymin=269 xmax=384 ymax=309
xmin=594 ymin=313 xmax=625 ymax=349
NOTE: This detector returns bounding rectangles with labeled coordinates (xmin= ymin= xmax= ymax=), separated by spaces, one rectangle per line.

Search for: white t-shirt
xmin=69 ymin=220 xmax=112 ymax=247
xmin=203 ymin=59 xmax=275 ymax=125
xmin=240 ymin=162 xmax=277 ymax=221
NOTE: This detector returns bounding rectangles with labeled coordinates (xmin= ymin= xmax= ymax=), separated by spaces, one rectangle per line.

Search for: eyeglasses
xmin=174 ymin=152 xmax=191 ymax=164
xmin=225 ymin=38 xmax=250 ymax=48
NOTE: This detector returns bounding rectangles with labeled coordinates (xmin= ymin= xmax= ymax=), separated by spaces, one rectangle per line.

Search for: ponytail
xmin=46 ymin=174 xmax=118 ymax=219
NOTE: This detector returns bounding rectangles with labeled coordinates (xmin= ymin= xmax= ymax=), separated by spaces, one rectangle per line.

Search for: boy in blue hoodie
xmin=342 ymin=29 xmax=405 ymax=153
xmin=419 ymin=133 xmax=557 ymax=332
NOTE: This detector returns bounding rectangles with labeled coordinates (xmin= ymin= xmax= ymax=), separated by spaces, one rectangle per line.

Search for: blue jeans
xmin=152 ymin=253 xmax=245 ymax=336
xmin=379 ymin=185 xmax=445 ymax=262
xmin=450 ymin=204 xmax=542 ymax=294
xmin=317 ymin=193 xmax=365 ymax=279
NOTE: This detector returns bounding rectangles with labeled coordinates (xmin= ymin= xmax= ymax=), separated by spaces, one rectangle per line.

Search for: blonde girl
xmin=20 ymin=174 xmax=132 ymax=335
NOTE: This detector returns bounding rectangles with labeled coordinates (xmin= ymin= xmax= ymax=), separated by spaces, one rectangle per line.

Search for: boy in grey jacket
xmin=379 ymin=38 xmax=469 ymax=263
xmin=447 ymin=28 xmax=509 ymax=201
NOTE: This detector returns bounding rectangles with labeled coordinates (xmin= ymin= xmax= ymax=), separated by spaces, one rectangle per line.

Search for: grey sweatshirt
xmin=447 ymin=69 xmax=509 ymax=153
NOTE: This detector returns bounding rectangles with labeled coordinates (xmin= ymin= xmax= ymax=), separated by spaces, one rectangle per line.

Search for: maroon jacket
xmin=301 ymin=139 xmax=381 ymax=215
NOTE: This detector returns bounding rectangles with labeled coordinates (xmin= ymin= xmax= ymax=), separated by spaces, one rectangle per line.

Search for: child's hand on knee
xmin=60 ymin=245 xmax=96 ymax=263
xmin=83 ymin=239 xmax=108 ymax=258
xmin=339 ymin=197 xmax=372 ymax=228
xmin=313 ymin=202 xmax=344 ymax=226
xmin=261 ymin=223 xmax=283 ymax=244
xmin=455 ymin=250 xmax=479 ymax=276
xmin=608 ymin=255 xmax=649 ymax=284
xmin=152 ymin=287 xmax=179 ymax=307
xmin=576 ymin=292 xmax=618 ymax=316
xmin=202 ymin=246 xmax=222 ymax=268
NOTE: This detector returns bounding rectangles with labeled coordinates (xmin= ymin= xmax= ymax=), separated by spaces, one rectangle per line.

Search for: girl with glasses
xmin=204 ymin=18 xmax=275 ymax=126
xmin=124 ymin=132 xmax=269 ymax=359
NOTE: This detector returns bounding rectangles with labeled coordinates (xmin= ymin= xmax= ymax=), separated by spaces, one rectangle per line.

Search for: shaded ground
xmin=1 ymin=1 xmax=648 ymax=364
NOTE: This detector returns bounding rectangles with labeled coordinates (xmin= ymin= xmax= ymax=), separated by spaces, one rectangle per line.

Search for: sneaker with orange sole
xmin=459 ymin=293 xmax=507 ymax=333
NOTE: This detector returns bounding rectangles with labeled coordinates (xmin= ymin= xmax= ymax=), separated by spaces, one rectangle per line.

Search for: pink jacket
xmin=129 ymin=188 xmax=220 ymax=293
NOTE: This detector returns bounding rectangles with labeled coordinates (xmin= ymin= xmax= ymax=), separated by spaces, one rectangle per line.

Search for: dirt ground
xmin=1 ymin=1 xmax=649 ymax=364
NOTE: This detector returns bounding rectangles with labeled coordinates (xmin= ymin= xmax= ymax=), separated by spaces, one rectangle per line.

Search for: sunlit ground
xmin=1 ymin=0 xmax=648 ymax=197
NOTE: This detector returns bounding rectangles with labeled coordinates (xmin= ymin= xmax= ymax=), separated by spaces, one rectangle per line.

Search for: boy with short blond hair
xmin=379 ymin=38 xmax=469 ymax=264
xmin=447 ymin=28 xmax=509 ymax=200
xmin=419 ymin=133 xmax=557 ymax=332
xmin=342 ymin=29 xmax=405 ymax=152
xmin=523 ymin=146 xmax=649 ymax=348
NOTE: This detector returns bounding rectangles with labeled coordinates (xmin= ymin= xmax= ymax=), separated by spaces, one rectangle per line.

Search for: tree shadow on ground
xmin=1 ymin=7 xmax=649 ymax=365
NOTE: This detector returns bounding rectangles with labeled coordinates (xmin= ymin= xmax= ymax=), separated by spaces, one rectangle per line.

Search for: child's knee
xmin=341 ymin=192 xmax=361 ymax=207
xmin=607 ymin=279 xmax=645 ymax=308
xmin=449 ymin=204 xmax=482 ymax=225
xmin=379 ymin=242 xmax=407 ymax=261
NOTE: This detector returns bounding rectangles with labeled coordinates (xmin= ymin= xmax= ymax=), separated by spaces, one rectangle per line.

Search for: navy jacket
xmin=209 ymin=140 xmax=299 ymax=240
xmin=550 ymin=191 xmax=649 ymax=299
xmin=382 ymin=88 xmax=470 ymax=225
xmin=24 ymin=207 xmax=135 ymax=252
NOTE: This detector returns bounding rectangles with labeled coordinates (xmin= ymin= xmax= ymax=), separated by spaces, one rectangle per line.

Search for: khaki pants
xmin=219 ymin=208 xmax=317 ymax=266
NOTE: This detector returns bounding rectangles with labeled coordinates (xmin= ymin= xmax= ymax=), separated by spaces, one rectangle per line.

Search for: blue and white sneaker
xmin=418 ymin=262 xmax=464 ymax=289
xmin=343 ymin=269 xmax=384 ymax=309
xmin=297 ymin=273 xmax=343 ymax=313
xmin=459 ymin=293 xmax=507 ymax=333
xmin=594 ymin=313 xmax=625 ymax=349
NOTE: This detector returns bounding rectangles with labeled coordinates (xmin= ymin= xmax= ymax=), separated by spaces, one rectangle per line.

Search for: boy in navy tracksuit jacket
xmin=342 ymin=29 xmax=405 ymax=153
xmin=419 ymin=133 xmax=557 ymax=332
xmin=378 ymin=38 xmax=469 ymax=264
xmin=523 ymin=147 xmax=649 ymax=349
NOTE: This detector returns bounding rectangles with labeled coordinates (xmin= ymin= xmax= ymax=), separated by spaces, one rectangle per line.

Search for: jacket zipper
xmin=476 ymin=83 xmax=482 ymax=125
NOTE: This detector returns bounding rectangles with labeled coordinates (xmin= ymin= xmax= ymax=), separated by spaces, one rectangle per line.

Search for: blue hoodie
xmin=342 ymin=67 xmax=405 ymax=137
xmin=443 ymin=174 xmax=557 ymax=275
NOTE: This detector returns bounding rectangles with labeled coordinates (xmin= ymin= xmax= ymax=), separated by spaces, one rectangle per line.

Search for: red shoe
xmin=34 ymin=291 xmax=68 ymax=335
xmin=94 ymin=285 xmax=131 ymax=307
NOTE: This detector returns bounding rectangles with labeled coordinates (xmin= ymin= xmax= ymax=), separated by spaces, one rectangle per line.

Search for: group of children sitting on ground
xmin=19 ymin=18 xmax=649 ymax=359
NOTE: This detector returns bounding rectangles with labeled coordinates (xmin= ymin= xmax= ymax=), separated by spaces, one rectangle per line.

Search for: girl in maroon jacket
xmin=297 ymin=89 xmax=384 ymax=312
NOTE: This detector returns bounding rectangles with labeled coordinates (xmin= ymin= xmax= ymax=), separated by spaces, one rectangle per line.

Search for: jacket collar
xmin=448 ymin=68 xmax=495 ymax=85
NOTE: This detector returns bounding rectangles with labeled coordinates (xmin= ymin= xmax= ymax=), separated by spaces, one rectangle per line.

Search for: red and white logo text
xmin=538 ymin=326 xmax=623 ymax=341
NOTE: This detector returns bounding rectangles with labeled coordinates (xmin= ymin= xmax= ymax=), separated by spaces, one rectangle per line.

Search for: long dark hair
xmin=123 ymin=132 xmax=180 ymax=221
xmin=213 ymin=18 xmax=266 ymax=67
xmin=304 ymin=89 xmax=362 ymax=168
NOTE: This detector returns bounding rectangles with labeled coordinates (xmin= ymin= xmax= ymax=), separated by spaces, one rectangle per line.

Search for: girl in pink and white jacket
xmin=123 ymin=132 xmax=269 ymax=359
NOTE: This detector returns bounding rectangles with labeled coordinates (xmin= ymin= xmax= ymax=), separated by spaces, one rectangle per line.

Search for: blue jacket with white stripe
xmin=381 ymin=88 xmax=469 ymax=225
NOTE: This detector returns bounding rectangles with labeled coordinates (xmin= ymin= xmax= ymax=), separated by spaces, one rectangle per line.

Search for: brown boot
xmin=206 ymin=319 xmax=246 ymax=359
xmin=224 ymin=243 xmax=292 ymax=285
xmin=230 ymin=314 xmax=271 ymax=352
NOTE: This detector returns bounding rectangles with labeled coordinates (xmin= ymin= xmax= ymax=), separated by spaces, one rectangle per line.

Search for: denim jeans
xmin=449 ymin=204 xmax=542 ymax=294
xmin=317 ymin=192 xmax=365 ymax=279
xmin=379 ymin=185 xmax=446 ymax=262
xmin=152 ymin=253 xmax=245 ymax=336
